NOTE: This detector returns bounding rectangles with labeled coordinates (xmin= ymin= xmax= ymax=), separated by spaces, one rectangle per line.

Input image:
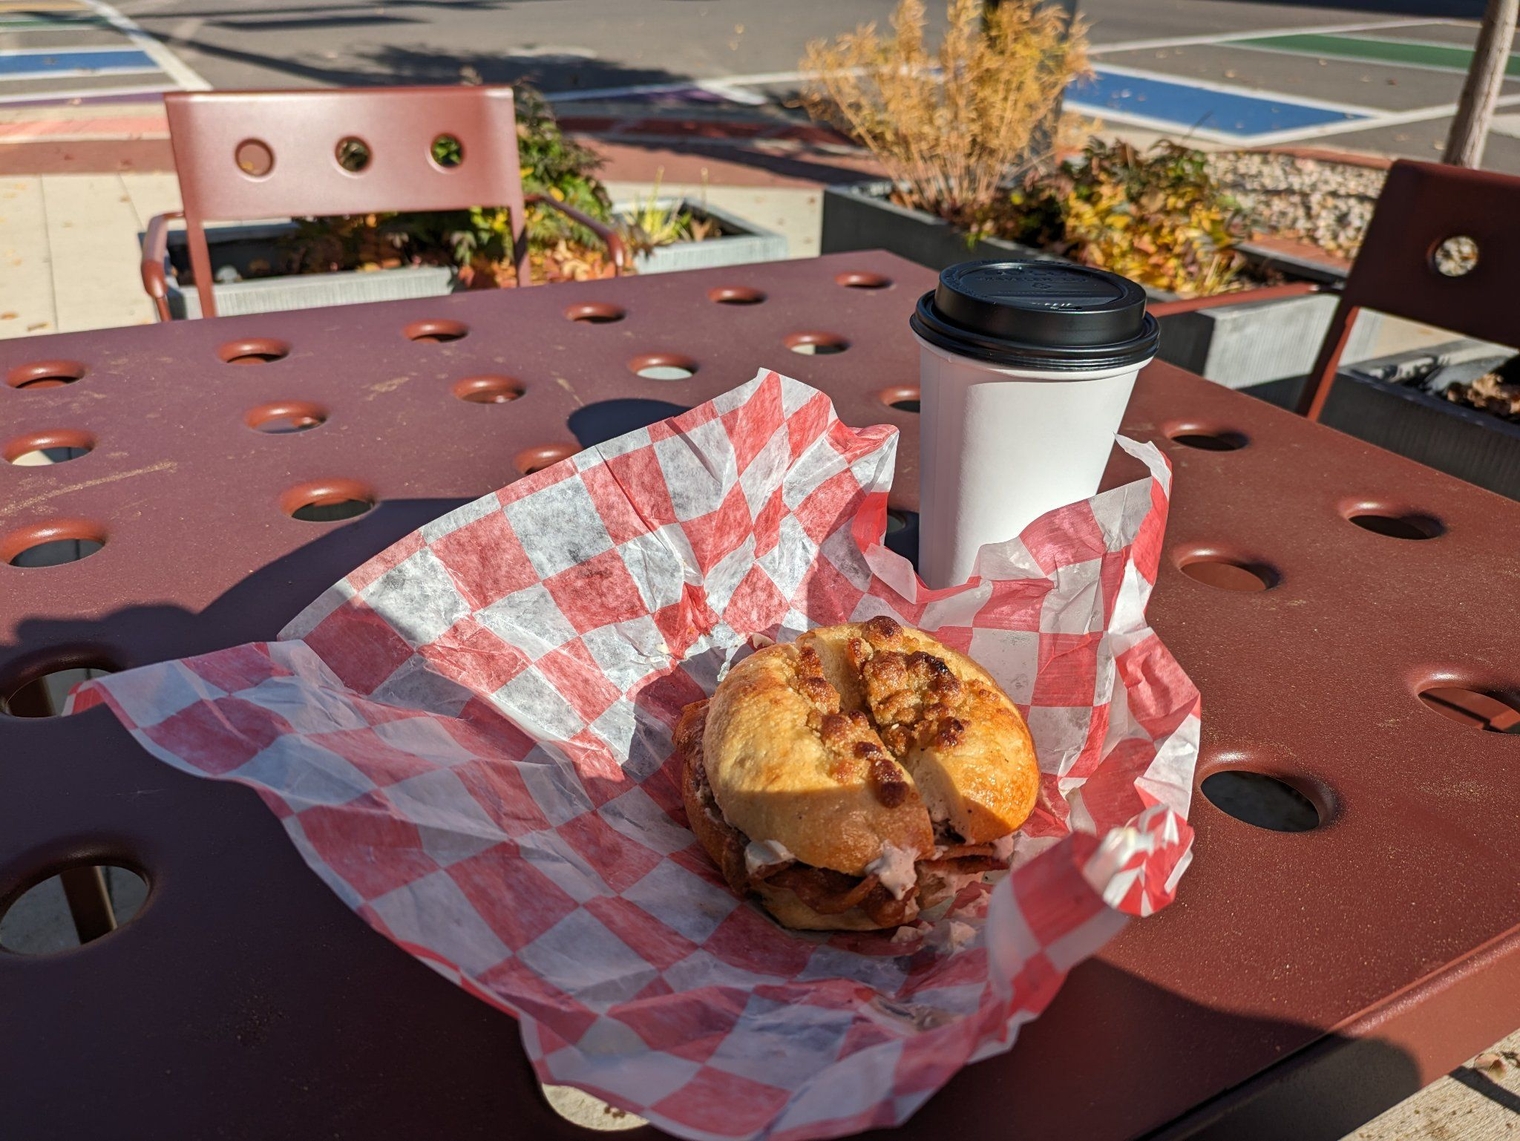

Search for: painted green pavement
xmin=1231 ymin=33 xmax=1520 ymax=78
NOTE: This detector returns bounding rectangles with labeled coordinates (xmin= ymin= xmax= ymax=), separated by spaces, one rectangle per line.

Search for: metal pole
xmin=1443 ymin=0 xmax=1519 ymax=168
xmin=59 ymin=866 xmax=118 ymax=944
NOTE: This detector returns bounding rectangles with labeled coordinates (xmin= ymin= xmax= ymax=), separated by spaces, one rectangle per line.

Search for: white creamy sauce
xmin=992 ymin=833 xmax=1017 ymax=862
xmin=942 ymin=920 xmax=976 ymax=952
xmin=744 ymin=838 xmax=795 ymax=876
xmin=866 ymin=843 xmax=919 ymax=900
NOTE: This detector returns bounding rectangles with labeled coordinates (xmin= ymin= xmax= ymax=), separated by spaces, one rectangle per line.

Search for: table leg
xmin=59 ymin=866 xmax=116 ymax=944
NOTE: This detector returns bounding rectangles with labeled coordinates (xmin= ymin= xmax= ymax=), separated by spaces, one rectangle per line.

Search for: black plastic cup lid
xmin=909 ymin=260 xmax=1160 ymax=373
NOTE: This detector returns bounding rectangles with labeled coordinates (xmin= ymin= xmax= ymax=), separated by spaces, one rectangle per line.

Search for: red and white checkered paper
xmin=77 ymin=370 xmax=1200 ymax=1141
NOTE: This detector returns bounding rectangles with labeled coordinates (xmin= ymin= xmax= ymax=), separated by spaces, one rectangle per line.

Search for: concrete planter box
xmin=617 ymin=199 xmax=787 ymax=274
xmin=1155 ymin=290 xmax=1383 ymax=389
xmin=820 ymin=184 xmax=1374 ymax=382
xmin=1247 ymin=343 xmax=1520 ymax=502
xmin=822 ymin=180 xmax=1217 ymax=304
xmin=163 ymin=223 xmax=459 ymax=320
xmin=821 ymin=180 xmax=1062 ymax=273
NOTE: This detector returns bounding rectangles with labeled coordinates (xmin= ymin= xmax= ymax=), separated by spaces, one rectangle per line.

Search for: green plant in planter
xmin=999 ymin=140 xmax=1249 ymax=297
xmin=617 ymin=171 xmax=718 ymax=257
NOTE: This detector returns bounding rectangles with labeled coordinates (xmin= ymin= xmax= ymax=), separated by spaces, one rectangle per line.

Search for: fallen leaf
xmin=0 ymin=311 xmax=15 ymax=320
xmin=1473 ymin=1052 xmax=1505 ymax=1071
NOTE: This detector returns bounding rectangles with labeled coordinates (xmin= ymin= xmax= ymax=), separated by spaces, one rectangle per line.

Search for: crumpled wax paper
xmin=77 ymin=369 xmax=1200 ymax=1141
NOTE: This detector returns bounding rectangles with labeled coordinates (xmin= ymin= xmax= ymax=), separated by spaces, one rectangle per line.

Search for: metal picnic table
xmin=2 ymin=251 xmax=1518 ymax=1140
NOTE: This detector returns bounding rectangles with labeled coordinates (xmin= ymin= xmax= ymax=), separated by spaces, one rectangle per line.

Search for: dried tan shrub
xmin=802 ymin=0 xmax=1090 ymax=223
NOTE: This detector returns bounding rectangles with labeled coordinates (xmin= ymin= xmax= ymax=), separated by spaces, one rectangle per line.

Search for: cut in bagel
xmin=679 ymin=615 xmax=1039 ymax=931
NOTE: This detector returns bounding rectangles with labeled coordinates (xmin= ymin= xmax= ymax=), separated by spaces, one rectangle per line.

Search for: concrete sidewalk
xmin=0 ymin=170 xmax=828 ymax=340
xmin=0 ymin=169 xmax=176 ymax=336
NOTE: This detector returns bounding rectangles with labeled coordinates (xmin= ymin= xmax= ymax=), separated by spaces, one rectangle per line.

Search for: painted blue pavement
xmin=0 ymin=49 xmax=157 ymax=79
xmin=1065 ymin=68 xmax=1369 ymax=138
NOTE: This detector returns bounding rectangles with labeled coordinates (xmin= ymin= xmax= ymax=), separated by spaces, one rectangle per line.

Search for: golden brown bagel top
xmin=701 ymin=616 xmax=1039 ymax=878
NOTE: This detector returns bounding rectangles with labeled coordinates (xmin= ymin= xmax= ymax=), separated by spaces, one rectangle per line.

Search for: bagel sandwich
xmin=678 ymin=615 xmax=1039 ymax=931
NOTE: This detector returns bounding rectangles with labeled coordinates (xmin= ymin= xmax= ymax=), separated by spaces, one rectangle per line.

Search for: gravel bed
xmin=1207 ymin=151 xmax=1386 ymax=259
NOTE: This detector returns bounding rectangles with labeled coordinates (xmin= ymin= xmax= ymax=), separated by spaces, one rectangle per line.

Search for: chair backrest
xmin=164 ymin=86 xmax=529 ymax=316
xmin=1298 ymin=159 xmax=1520 ymax=418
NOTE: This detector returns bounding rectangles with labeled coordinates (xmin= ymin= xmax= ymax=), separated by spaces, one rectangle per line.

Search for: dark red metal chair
xmin=141 ymin=86 xmax=625 ymax=321
xmin=1296 ymin=159 xmax=1518 ymax=420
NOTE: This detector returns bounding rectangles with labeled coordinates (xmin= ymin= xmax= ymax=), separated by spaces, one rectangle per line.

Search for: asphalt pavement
xmin=93 ymin=0 xmax=1518 ymax=171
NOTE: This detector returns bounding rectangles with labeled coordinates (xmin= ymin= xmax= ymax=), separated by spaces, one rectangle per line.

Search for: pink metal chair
xmin=1296 ymin=159 xmax=1517 ymax=420
xmin=141 ymin=86 xmax=625 ymax=321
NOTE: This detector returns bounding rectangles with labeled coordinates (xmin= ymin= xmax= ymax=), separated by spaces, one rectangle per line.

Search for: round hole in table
xmin=1 ymin=654 xmax=118 ymax=717
xmin=565 ymin=302 xmax=626 ymax=325
xmin=569 ymin=399 xmax=688 ymax=448
xmin=453 ymin=376 xmax=525 ymax=404
xmin=629 ymin=353 xmax=697 ymax=381
xmin=1346 ymin=512 xmax=1443 ymax=541
xmin=2 ymin=519 xmax=107 ymax=567
xmin=404 ymin=319 xmax=469 ymax=344
xmin=878 ymin=385 xmax=920 ymax=413
xmin=1201 ymin=770 xmax=1321 ymax=832
xmin=245 ymin=400 xmax=327 ymax=434
xmin=836 ymin=271 xmax=892 ymax=290
xmin=516 ymin=442 xmax=578 ymax=475
xmin=1178 ymin=555 xmax=1277 ymax=592
xmin=1417 ymin=686 xmax=1520 ymax=733
xmin=281 ymin=479 xmax=376 ymax=523
xmin=883 ymin=507 xmax=919 ymax=567
xmin=1166 ymin=425 xmax=1248 ymax=451
xmin=3 ymin=429 xmax=94 ymax=465
xmin=6 ymin=360 xmax=86 ymax=389
xmin=0 ymin=863 xmax=147 ymax=955
xmin=785 ymin=331 xmax=849 ymax=356
xmin=218 ymin=338 xmax=290 ymax=365
xmin=541 ymin=1083 xmax=647 ymax=1131
xmin=709 ymin=286 xmax=765 ymax=305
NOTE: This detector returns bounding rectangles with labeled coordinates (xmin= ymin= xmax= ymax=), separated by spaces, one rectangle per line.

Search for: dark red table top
xmin=3 ymin=252 xmax=1518 ymax=1140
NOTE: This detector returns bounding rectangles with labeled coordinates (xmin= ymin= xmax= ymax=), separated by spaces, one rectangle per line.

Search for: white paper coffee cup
xmin=909 ymin=261 xmax=1159 ymax=588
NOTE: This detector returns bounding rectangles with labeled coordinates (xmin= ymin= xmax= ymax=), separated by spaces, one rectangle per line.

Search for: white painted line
xmin=1087 ymin=18 xmax=1446 ymax=56
xmin=695 ymin=80 xmax=769 ymax=107
xmin=1490 ymin=111 xmax=1520 ymax=139
xmin=1061 ymin=102 xmax=1245 ymax=145
xmin=546 ymin=68 xmax=813 ymax=103
xmin=0 ymin=81 xmax=174 ymax=105
xmin=1069 ymin=85 xmax=1520 ymax=148
xmin=545 ymin=80 xmax=703 ymax=103
xmin=1339 ymin=33 xmax=1493 ymax=49
xmin=1226 ymin=92 xmax=1520 ymax=147
xmin=0 ymin=66 xmax=161 ymax=83
xmin=81 ymin=0 xmax=209 ymax=91
xmin=1089 ymin=61 xmax=1388 ymax=116
xmin=1222 ymin=39 xmax=1514 ymax=79
xmin=0 ymin=45 xmax=158 ymax=57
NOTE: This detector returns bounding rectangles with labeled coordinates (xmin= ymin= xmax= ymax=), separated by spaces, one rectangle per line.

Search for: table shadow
xmin=853 ymin=958 xmax=1427 ymax=1141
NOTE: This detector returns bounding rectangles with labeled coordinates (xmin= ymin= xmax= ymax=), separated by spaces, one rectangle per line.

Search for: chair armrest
xmin=525 ymin=193 xmax=627 ymax=276
xmin=141 ymin=211 xmax=185 ymax=322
